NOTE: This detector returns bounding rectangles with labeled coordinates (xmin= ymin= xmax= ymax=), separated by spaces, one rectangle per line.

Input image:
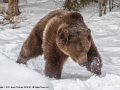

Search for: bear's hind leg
xmin=16 ymin=34 xmax=43 ymax=64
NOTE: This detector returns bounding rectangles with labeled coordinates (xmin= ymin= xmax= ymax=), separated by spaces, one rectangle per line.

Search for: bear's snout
xmin=76 ymin=53 xmax=87 ymax=66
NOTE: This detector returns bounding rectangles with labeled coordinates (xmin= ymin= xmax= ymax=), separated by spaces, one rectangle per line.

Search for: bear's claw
xmin=86 ymin=57 xmax=102 ymax=75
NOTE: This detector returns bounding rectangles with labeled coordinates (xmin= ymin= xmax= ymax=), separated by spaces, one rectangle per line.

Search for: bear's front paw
xmin=86 ymin=57 xmax=102 ymax=75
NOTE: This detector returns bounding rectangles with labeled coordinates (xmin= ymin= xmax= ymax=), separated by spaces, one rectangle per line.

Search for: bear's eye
xmin=80 ymin=42 xmax=82 ymax=46
xmin=60 ymin=34 xmax=64 ymax=39
xmin=68 ymin=35 xmax=73 ymax=40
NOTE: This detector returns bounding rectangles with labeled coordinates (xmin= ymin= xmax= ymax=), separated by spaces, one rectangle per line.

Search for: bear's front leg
xmin=44 ymin=49 xmax=68 ymax=79
xmin=45 ymin=60 xmax=62 ymax=79
xmin=86 ymin=35 xmax=102 ymax=75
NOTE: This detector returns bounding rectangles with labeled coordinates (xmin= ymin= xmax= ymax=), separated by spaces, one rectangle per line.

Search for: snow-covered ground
xmin=0 ymin=0 xmax=120 ymax=90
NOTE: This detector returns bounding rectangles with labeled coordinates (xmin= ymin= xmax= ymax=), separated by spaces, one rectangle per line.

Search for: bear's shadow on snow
xmin=35 ymin=69 xmax=91 ymax=80
xmin=33 ymin=64 xmax=91 ymax=80
xmin=61 ymin=73 xmax=91 ymax=80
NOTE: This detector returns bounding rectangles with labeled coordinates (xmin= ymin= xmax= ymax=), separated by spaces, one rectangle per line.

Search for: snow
xmin=0 ymin=0 xmax=120 ymax=90
xmin=52 ymin=74 xmax=120 ymax=90
xmin=0 ymin=54 xmax=53 ymax=90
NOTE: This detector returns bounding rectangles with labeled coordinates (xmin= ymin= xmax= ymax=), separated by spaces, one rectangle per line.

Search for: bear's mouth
xmin=71 ymin=54 xmax=88 ymax=66
xmin=71 ymin=57 xmax=87 ymax=66
xmin=78 ymin=62 xmax=87 ymax=67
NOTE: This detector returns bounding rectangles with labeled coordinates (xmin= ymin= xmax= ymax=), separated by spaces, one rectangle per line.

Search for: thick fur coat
xmin=17 ymin=10 xmax=102 ymax=79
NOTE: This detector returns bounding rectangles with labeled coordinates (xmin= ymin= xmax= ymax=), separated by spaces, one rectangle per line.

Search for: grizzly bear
xmin=16 ymin=10 xmax=102 ymax=79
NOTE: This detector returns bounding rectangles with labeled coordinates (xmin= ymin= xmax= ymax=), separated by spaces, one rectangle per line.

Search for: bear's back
xmin=33 ymin=10 xmax=70 ymax=40
xmin=32 ymin=10 xmax=84 ymax=43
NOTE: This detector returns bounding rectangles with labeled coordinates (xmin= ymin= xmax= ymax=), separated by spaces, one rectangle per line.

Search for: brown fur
xmin=16 ymin=10 xmax=102 ymax=79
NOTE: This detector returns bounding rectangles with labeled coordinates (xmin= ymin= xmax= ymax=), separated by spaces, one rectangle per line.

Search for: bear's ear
xmin=87 ymin=29 xmax=91 ymax=41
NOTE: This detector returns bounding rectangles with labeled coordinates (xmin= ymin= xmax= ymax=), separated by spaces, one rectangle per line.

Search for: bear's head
xmin=56 ymin=23 xmax=91 ymax=66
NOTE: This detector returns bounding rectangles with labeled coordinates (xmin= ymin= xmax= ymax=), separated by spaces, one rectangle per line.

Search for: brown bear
xmin=16 ymin=10 xmax=102 ymax=79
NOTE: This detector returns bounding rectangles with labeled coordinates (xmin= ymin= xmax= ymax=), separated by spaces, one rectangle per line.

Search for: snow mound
xmin=0 ymin=54 xmax=53 ymax=90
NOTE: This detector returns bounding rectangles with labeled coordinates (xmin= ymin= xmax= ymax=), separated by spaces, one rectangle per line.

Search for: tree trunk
xmin=112 ymin=0 xmax=114 ymax=8
xmin=3 ymin=0 xmax=8 ymax=3
xmin=98 ymin=0 xmax=102 ymax=16
xmin=0 ymin=2 xmax=5 ymax=14
xmin=109 ymin=0 xmax=111 ymax=11
xmin=7 ymin=0 xmax=20 ymax=16
xmin=103 ymin=0 xmax=107 ymax=14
